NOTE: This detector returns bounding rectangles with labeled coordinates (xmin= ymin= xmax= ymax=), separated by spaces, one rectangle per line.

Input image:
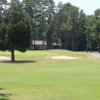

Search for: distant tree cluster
xmin=22 ymin=0 xmax=100 ymax=52
xmin=0 ymin=0 xmax=100 ymax=61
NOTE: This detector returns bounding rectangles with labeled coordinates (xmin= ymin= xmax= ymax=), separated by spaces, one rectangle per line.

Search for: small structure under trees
xmin=31 ymin=40 xmax=61 ymax=50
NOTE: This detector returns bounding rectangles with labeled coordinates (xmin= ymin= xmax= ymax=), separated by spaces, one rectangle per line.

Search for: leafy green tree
xmin=56 ymin=3 xmax=79 ymax=50
xmin=94 ymin=9 xmax=100 ymax=18
xmin=0 ymin=0 xmax=31 ymax=62
xmin=46 ymin=17 xmax=55 ymax=49
xmin=23 ymin=0 xmax=55 ymax=49
xmin=96 ymin=19 xmax=100 ymax=52
xmin=94 ymin=9 xmax=100 ymax=52
xmin=85 ymin=15 xmax=97 ymax=52
xmin=45 ymin=0 xmax=55 ymax=49
xmin=23 ymin=0 xmax=40 ymax=49
xmin=0 ymin=0 xmax=8 ymax=51
xmin=77 ymin=10 xmax=87 ymax=51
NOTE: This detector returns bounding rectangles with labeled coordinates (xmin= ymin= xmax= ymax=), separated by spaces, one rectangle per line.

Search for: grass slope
xmin=0 ymin=50 xmax=100 ymax=100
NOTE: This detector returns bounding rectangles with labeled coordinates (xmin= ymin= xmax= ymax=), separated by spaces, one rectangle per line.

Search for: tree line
xmin=0 ymin=0 xmax=100 ymax=61
xmin=22 ymin=0 xmax=100 ymax=52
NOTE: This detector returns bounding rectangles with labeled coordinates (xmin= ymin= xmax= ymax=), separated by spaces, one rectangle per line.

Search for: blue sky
xmin=54 ymin=0 xmax=100 ymax=15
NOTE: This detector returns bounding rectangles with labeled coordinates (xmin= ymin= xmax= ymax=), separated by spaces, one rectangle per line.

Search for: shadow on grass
xmin=1 ymin=60 xmax=36 ymax=64
xmin=0 ymin=88 xmax=12 ymax=100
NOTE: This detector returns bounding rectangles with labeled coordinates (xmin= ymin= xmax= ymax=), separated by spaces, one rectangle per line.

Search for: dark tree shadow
xmin=1 ymin=60 xmax=36 ymax=64
xmin=0 ymin=88 xmax=12 ymax=100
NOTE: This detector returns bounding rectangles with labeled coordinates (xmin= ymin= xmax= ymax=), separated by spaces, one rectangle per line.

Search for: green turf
xmin=0 ymin=50 xmax=100 ymax=100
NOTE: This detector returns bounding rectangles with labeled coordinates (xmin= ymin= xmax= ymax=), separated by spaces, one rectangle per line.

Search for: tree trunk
xmin=11 ymin=49 xmax=15 ymax=62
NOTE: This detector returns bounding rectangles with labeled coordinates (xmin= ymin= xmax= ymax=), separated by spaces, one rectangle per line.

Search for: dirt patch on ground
xmin=51 ymin=56 xmax=80 ymax=59
xmin=0 ymin=56 xmax=10 ymax=61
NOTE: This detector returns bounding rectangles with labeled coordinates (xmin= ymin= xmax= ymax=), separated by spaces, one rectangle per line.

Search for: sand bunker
xmin=91 ymin=53 xmax=100 ymax=58
xmin=51 ymin=56 xmax=80 ymax=59
xmin=0 ymin=56 xmax=10 ymax=61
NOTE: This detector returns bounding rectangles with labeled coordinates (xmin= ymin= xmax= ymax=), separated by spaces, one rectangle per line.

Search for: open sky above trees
xmin=54 ymin=0 xmax=100 ymax=15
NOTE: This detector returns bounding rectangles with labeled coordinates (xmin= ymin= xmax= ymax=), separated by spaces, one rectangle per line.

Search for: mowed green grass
xmin=0 ymin=50 xmax=100 ymax=100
